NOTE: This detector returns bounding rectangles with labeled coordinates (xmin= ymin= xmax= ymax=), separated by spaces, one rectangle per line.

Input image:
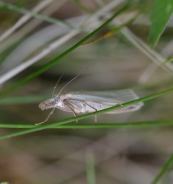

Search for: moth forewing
xmin=62 ymin=89 xmax=143 ymax=114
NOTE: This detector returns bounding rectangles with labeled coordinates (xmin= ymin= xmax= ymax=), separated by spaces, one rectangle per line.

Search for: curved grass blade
xmin=149 ymin=0 xmax=173 ymax=47
xmin=0 ymin=86 xmax=173 ymax=140
xmin=0 ymin=3 xmax=130 ymax=99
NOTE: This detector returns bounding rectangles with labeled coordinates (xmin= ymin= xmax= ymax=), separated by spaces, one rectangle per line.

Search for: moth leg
xmin=36 ymin=107 xmax=55 ymax=125
xmin=64 ymin=101 xmax=78 ymax=123
xmin=85 ymin=102 xmax=98 ymax=123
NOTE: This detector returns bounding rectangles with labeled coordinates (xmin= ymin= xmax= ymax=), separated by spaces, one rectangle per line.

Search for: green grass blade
xmin=151 ymin=154 xmax=173 ymax=184
xmin=0 ymin=0 xmax=77 ymax=29
xmin=0 ymin=3 xmax=130 ymax=99
xmin=0 ymin=86 xmax=173 ymax=140
xmin=148 ymin=0 xmax=173 ymax=47
xmin=0 ymin=95 xmax=49 ymax=104
xmin=72 ymin=0 xmax=94 ymax=13
xmin=158 ymin=57 xmax=173 ymax=68
xmin=0 ymin=121 xmax=173 ymax=129
xmin=86 ymin=151 xmax=96 ymax=184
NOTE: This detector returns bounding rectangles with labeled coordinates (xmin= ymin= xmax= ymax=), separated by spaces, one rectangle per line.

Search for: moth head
xmin=39 ymin=97 xmax=60 ymax=110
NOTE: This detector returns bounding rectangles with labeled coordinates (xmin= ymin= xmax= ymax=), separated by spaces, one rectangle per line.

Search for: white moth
xmin=38 ymin=87 xmax=143 ymax=125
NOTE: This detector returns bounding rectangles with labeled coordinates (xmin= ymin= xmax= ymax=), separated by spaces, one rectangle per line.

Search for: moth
xmin=38 ymin=74 xmax=143 ymax=125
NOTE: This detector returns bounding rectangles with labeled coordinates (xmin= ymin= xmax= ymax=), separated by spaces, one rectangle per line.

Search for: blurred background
xmin=0 ymin=0 xmax=173 ymax=183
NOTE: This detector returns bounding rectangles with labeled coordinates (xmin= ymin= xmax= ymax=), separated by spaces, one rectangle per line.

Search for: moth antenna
xmin=57 ymin=67 xmax=88 ymax=96
xmin=52 ymin=71 xmax=65 ymax=98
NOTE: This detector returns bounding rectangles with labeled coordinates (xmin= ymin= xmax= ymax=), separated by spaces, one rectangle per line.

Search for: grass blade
xmin=86 ymin=151 xmax=96 ymax=184
xmin=148 ymin=0 xmax=173 ymax=47
xmin=0 ymin=0 xmax=56 ymax=43
xmin=72 ymin=0 xmax=93 ymax=13
xmin=151 ymin=154 xmax=173 ymax=184
xmin=0 ymin=86 xmax=173 ymax=139
xmin=0 ymin=3 xmax=130 ymax=99
xmin=0 ymin=95 xmax=49 ymax=104
xmin=0 ymin=121 xmax=173 ymax=129
xmin=0 ymin=0 xmax=76 ymax=29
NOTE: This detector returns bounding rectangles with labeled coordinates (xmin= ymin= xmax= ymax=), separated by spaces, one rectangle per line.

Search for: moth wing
xmin=64 ymin=89 xmax=142 ymax=103
xmin=63 ymin=98 xmax=86 ymax=113
xmin=64 ymin=98 xmax=113 ymax=113
xmin=94 ymin=89 xmax=143 ymax=113
xmin=63 ymin=90 xmax=121 ymax=103
xmin=96 ymin=89 xmax=143 ymax=113
xmin=63 ymin=89 xmax=143 ymax=114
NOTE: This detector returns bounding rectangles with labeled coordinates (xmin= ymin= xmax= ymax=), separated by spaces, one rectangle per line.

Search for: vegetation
xmin=0 ymin=0 xmax=173 ymax=183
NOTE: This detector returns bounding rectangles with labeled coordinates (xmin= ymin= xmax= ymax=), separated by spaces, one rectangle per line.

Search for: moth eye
xmin=55 ymin=97 xmax=60 ymax=104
